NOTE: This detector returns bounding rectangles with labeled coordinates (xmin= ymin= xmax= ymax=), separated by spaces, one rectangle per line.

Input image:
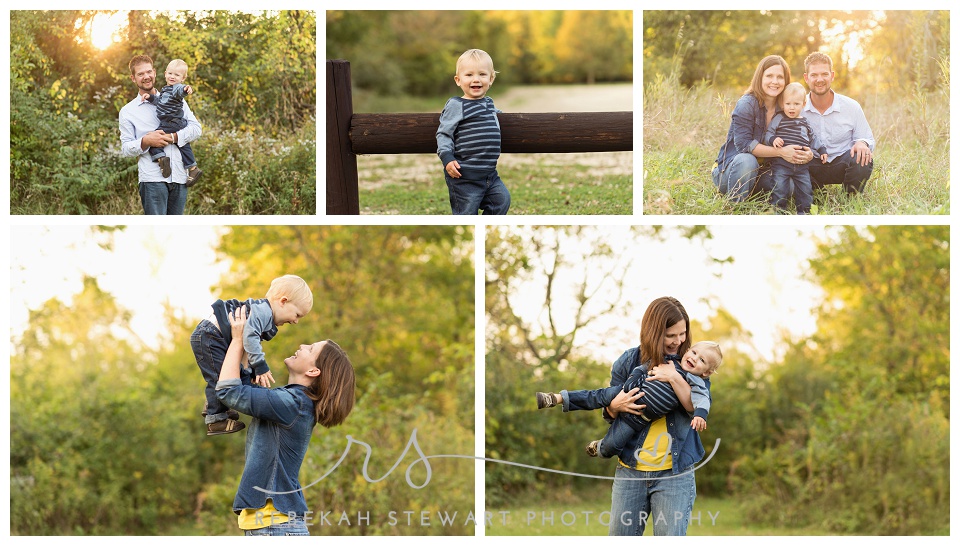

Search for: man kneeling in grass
xmin=802 ymin=52 xmax=875 ymax=195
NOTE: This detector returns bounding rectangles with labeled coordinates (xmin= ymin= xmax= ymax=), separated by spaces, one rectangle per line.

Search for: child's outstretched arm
xmin=171 ymin=83 xmax=193 ymax=100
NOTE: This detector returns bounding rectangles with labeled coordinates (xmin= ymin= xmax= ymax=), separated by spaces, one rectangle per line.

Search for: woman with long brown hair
xmin=713 ymin=55 xmax=814 ymax=202
xmin=604 ymin=296 xmax=705 ymax=535
xmin=216 ymin=307 xmax=355 ymax=536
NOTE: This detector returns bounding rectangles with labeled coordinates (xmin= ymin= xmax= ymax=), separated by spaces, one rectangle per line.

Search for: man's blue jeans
xmin=244 ymin=516 xmax=310 ymax=536
xmin=444 ymin=170 xmax=510 ymax=215
xmin=609 ymin=465 xmax=697 ymax=536
xmin=139 ymin=181 xmax=187 ymax=215
xmin=809 ymin=150 xmax=873 ymax=194
xmin=712 ymin=153 xmax=773 ymax=202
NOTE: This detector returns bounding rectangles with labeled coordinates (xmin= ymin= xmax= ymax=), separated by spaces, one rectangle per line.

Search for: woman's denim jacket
xmin=217 ymin=379 xmax=317 ymax=516
xmin=602 ymin=347 xmax=705 ymax=474
xmin=715 ymin=94 xmax=775 ymax=173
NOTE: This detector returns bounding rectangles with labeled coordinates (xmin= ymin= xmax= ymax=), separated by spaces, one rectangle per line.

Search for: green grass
xmin=353 ymin=88 xmax=448 ymax=114
xmin=484 ymin=489 xmax=844 ymax=536
xmin=643 ymin=73 xmax=950 ymax=215
xmin=359 ymin=152 xmax=632 ymax=215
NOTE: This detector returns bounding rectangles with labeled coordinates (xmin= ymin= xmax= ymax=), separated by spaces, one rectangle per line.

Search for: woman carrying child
xmin=712 ymin=54 xmax=814 ymax=201
xmin=216 ymin=307 xmax=356 ymax=535
xmin=603 ymin=297 xmax=706 ymax=536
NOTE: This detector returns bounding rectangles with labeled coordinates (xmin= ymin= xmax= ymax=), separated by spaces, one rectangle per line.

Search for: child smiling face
xmin=455 ymin=53 xmax=495 ymax=100
xmin=164 ymin=60 xmax=188 ymax=86
xmin=679 ymin=342 xmax=721 ymax=378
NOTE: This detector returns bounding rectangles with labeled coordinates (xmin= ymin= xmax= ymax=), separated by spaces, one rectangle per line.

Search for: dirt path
xmin=494 ymin=83 xmax=633 ymax=112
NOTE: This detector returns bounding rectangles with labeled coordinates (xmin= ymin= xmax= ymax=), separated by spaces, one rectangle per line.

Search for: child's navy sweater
xmin=436 ymin=96 xmax=501 ymax=180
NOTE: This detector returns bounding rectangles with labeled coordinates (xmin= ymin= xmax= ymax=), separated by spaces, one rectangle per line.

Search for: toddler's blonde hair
xmin=266 ymin=274 xmax=313 ymax=313
xmin=783 ymin=82 xmax=807 ymax=101
xmin=455 ymin=49 xmax=497 ymax=80
xmin=166 ymin=58 xmax=189 ymax=78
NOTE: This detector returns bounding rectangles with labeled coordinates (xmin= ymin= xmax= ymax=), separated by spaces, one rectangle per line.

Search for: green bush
xmin=731 ymin=389 xmax=949 ymax=535
xmin=184 ymin=120 xmax=317 ymax=215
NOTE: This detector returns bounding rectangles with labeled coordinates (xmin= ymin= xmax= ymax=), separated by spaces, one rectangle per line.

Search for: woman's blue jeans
xmin=712 ymin=153 xmax=773 ymax=202
xmin=244 ymin=516 xmax=309 ymax=536
xmin=608 ymin=465 xmax=697 ymax=536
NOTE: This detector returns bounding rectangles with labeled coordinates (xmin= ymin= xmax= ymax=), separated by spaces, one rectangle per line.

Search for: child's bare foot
xmin=536 ymin=392 xmax=561 ymax=409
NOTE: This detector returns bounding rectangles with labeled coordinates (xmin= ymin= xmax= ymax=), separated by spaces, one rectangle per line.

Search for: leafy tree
xmin=326 ymin=10 xmax=632 ymax=94
xmin=643 ymin=10 xmax=950 ymax=96
xmin=553 ymin=11 xmax=633 ymax=84
xmin=10 ymin=10 xmax=317 ymax=214
xmin=729 ymin=225 xmax=949 ymax=534
xmin=11 ymin=278 xmax=219 ymax=534
xmin=806 ymin=226 xmax=949 ymax=401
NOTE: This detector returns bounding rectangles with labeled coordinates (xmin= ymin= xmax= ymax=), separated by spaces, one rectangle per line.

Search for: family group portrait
xmin=326 ymin=10 xmax=633 ymax=215
xmin=643 ymin=10 xmax=949 ymax=215
xmin=10 ymin=10 xmax=317 ymax=215
xmin=485 ymin=225 xmax=948 ymax=536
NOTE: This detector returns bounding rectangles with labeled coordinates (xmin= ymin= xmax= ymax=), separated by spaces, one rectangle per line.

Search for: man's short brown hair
xmin=804 ymin=52 xmax=833 ymax=73
xmin=128 ymin=55 xmax=154 ymax=75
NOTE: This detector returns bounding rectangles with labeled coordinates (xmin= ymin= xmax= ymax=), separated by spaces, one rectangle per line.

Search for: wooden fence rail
xmin=326 ymin=60 xmax=632 ymax=214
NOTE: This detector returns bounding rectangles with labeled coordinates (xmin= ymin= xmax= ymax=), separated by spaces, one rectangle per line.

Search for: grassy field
xmin=353 ymin=84 xmax=634 ymax=215
xmin=643 ymin=74 xmax=950 ymax=215
xmin=484 ymin=489 xmax=839 ymax=536
xmin=358 ymin=152 xmax=632 ymax=215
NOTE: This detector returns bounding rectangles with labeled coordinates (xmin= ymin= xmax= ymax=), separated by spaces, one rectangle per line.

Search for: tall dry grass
xmin=643 ymin=59 xmax=950 ymax=215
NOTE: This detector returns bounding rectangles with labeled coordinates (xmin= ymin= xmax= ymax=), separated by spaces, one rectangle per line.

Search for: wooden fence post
xmin=325 ymin=60 xmax=359 ymax=215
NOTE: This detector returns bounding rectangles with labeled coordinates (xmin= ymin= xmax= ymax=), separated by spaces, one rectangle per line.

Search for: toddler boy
xmin=763 ymin=82 xmax=828 ymax=214
xmin=537 ymin=341 xmax=722 ymax=458
xmin=142 ymin=59 xmax=203 ymax=186
xmin=436 ymin=49 xmax=510 ymax=215
xmin=190 ymin=274 xmax=313 ymax=435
